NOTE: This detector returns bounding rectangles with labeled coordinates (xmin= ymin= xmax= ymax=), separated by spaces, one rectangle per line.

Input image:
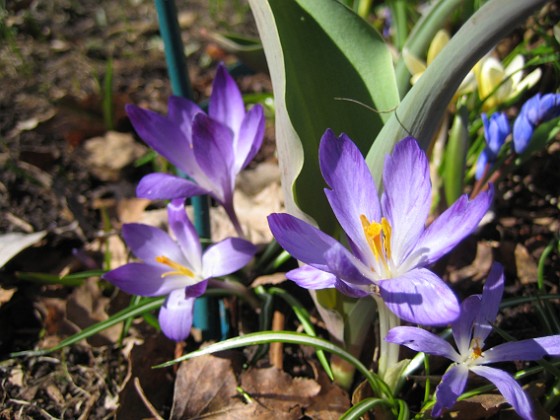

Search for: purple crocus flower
xmin=386 ymin=263 xmax=560 ymax=420
xmin=103 ymin=199 xmax=256 ymax=341
xmin=267 ymin=131 xmax=493 ymax=325
xmin=475 ymin=112 xmax=510 ymax=180
xmin=513 ymin=92 xmax=560 ymax=154
xmin=126 ymin=63 xmax=265 ymax=235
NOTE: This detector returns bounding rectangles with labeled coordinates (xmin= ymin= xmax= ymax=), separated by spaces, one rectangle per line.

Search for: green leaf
xmin=10 ymin=297 xmax=165 ymax=357
xmin=250 ymin=0 xmax=399 ymax=232
xmin=154 ymin=330 xmax=395 ymax=402
xmin=366 ymin=0 xmax=548 ymax=188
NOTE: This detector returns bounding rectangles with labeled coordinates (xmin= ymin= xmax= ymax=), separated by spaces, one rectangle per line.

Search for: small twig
xmin=269 ymin=310 xmax=285 ymax=370
xmin=133 ymin=377 xmax=165 ymax=420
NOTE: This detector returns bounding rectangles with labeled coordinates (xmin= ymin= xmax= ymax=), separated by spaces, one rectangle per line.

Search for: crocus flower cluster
xmin=268 ymin=130 xmax=493 ymax=326
xmin=475 ymin=112 xmax=510 ymax=180
xmin=126 ymin=63 xmax=265 ymax=235
xmin=513 ymin=92 xmax=560 ymax=153
xmin=386 ymin=263 xmax=560 ymax=420
xmin=103 ymin=199 xmax=256 ymax=341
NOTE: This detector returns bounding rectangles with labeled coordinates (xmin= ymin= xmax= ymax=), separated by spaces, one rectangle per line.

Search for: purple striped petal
xmin=126 ymin=104 xmax=190 ymax=174
xmin=319 ymin=130 xmax=381 ymax=257
xmin=416 ymin=186 xmax=493 ymax=266
xmin=192 ymin=113 xmax=235 ymax=203
xmin=483 ymin=335 xmax=560 ymax=364
xmin=334 ymin=279 xmax=369 ymax=298
xmin=209 ymin=63 xmax=245 ymax=134
xmin=167 ymin=199 xmax=202 ymax=272
xmin=381 ymin=137 xmax=432 ymax=266
xmin=167 ymin=96 xmax=203 ymax=139
xmin=452 ymin=295 xmax=481 ymax=356
xmin=473 ymin=263 xmax=504 ymax=344
xmin=103 ymin=262 xmax=188 ymax=297
xmin=122 ymin=223 xmax=183 ymax=264
xmin=470 ymin=366 xmax=534 ymax=420
xmin=378 ymin=268 xmax=460 ymax=325
xmin=234 ymin=104 xmax=265 ymax=172
xmin=158 ymin=289 xmax=195 ymax=341
xmin=324 ymin=243 xmax=373 ymax=286
xmin=432 ymin=364 xmax=469 ymax=417
xmin=268 ymin=213 xmax=340 ymax=272
xmin=136 ymin=173 xmax=209 ymax=200
xmin=202 ymin=238 xmax=256 ymax=278
xmin=185 ymin=280 xmax=208 ymax=298
xmin=287 ymin=265 xmax=337 ymax=290
xmin=385 ymin=326 xmax=460 ymax=361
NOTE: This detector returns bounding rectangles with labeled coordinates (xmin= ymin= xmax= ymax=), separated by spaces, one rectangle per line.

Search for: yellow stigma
xmin=155 ymin=255 xmax=195 ymax=278
xmin=470 ymin=338 xmax=484 ymax=360
xmin=360 ymin=215 xmax=392 ymax=270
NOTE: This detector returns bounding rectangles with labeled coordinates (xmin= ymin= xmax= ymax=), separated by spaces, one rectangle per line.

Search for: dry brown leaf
xmin=251 ymin=272 xmax=287 ymax=288
xmin=514 ymin=243 xmax=538 ymax=285
xmin=83 ymin=131 xmax=146 ymax=181
xmin=170 ymin=354 xmax=244 ymax=419
xmin=305 ymin=361 xmax=350 ymax=419
xmin=66 ymin=280 xmax=121 ymax=346
xmin=117 ymin=198 xmax=151 ymax=224
xmin=444 ymin=393 xmax=505 ymax=419
xmin=448 ymin=241 xmax=494 ymax=283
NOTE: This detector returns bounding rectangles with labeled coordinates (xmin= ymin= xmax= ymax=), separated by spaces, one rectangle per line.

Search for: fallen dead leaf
xmin=170 ymin=353 xmax=244 ymax=419
xmin=514 ymin=243 xmax=538 ymax=284
xmin=250 ymin=272 xmax=287 ymax=288
xmin=83 ymin=131 xmax=146 ymax=181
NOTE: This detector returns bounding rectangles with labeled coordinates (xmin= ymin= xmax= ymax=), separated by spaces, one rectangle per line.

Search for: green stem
xmin=375 ymin=296 xmax=401 ymax=388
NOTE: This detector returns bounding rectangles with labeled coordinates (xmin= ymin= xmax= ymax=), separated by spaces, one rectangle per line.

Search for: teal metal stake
xmin=154 ymin=0 xmax=223 ymax=340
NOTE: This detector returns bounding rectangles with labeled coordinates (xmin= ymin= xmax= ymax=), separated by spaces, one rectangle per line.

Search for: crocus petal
xmin=482 ymin=335 xmax=560 ymax=364
xmin=385 ymin=326 xmax=460 ymax=361
xmin=334 ymin=279 xmax=369 ymax=298
xmin=324 ymin=243 xmax=373 ymax=286
xmin=268 ymin=213 xmax=341 ymax=272
xmin=136 ymin=173 xmax=209 ymax=200
xmin=167 ymin=96 xmax=203 ymax=138
xmin=209 ymin=63 xmax=245 ymax=134
xmin=202 ymin=238 xmax=256 ymax=278
xmin=126 ymin=104 xmax=190 ymax=174
xmin=122 ymin=223 xmax=183 ymax=264
xmin=185 ymin=280 xmax=208 ymax=298
xmin=432 ymin=364 xmax=469 ymax=417
xmin=319 ymin=130 xmax=381 ymax=255
xmin=452 ymin=295 xmax=481 ymax=356
xmin=103 ymin=263 xmax=187 ymax=297
xmin=416 ymin=186 xmax=493 ymax=266
xmin=192 ymin=113 xmax=235 ymax=203
xmin=286 ymin=265 xmax=337 ymax=290
xmin=473 ymin=262 xmax=504 ymax=343
xmin=234 ymin=104 xmax=265 ymax=172
xmin=158 ymin=289 xmax=195 ymax=342
xmin=381 ymin=137 xmax=431 ymax=266
xmin=378 ymin=268 xmax=460 ymax=325
xmin=167 ymin=199 xmax=202 ymax=273
xmin=470 ymin=365 xmax=534 ymax=420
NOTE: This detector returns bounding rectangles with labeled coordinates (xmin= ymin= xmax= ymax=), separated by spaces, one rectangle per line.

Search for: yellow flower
xmin=403 ymin=29 xmax=475 ymax=96
xmin=474 ymin=54 xmax=541 ymax=110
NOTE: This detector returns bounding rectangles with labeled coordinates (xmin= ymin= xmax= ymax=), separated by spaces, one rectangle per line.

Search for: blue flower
xmin=475 ymin=112 xmax=510 ymax=180
xmin=513 ymin=93 xmax=560 ymax=153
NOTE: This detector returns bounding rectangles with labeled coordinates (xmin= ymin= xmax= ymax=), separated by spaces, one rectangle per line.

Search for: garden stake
xmin=154 ymin=0 xmax=223 ymax=341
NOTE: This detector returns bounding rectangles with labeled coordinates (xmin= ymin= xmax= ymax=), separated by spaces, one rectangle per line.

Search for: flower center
xmin=155 ymin=255 xmax=195 ymax=278
xmin=469 ymin=337 xmax=484 ymax=361
xmin=360 ymin=215 xmax=392 ymax=272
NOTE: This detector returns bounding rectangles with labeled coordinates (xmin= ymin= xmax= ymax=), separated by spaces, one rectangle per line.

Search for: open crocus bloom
xmin=103 ymin=199 xmax=256 ymax=341
xmin=386 ymin=263 xmax=560 ymax=420
xmin=126 ymin=63 xmax=265 ymax=235
xmin=268 ymin=131 xmax=493 ymax=325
